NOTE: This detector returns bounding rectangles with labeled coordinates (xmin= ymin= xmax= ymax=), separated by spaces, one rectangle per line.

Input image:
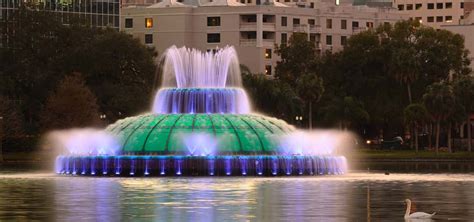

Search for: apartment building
xmin=0 ymin=0 xmax=120 ymax=28
xmin=121 ymin=0 xmax=406 ymax=74
xmin=442 ymin=13 xmax=474 ymax=72
xmin=394 ymin=0 xmax=465 ymax=28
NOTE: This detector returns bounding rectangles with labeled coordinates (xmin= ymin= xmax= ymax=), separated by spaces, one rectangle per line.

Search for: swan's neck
xmin=405 ymin=202 xmax=411 ymax=217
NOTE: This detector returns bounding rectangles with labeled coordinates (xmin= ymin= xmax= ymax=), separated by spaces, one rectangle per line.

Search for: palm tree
xmin=296 ymin=73 xmax=324 ymax=129
xmin=453 ymin=76 xmax=474 ymax=152
xmin=404 ymin=103 xmax=429 ymax=153
xmin=423 ymin=82 xmax=456 ymax=155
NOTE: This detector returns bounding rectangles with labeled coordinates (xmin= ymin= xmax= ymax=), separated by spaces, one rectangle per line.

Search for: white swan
xmin=404 ymin=199 xmax=436 ymax=219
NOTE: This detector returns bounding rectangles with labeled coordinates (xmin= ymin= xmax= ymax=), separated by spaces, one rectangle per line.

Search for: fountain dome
xmin=106 ymin=113 xmax=294 ymax=154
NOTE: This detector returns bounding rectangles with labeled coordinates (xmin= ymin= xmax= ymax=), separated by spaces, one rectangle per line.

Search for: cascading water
xmin=54 ymin=45 xmax=349 ymax=177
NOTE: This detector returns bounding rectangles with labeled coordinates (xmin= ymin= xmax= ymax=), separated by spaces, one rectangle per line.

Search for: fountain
xmin=55 ymin=45 xmax=348 ymax=176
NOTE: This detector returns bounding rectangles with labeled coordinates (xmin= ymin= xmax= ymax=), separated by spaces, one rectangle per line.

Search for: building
xmin=121 ymin=0 xmax=407 ymax=74
xmin=442 ymin=12 xmax=474 ymax=73
xmin=393 ymin=0 xmax=465 ymax=28
xmin=0 ymin=0 xmax=120 ymax=28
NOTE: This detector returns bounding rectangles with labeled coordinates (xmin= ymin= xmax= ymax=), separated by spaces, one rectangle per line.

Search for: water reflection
xmin=0 ymin=173 xmax=473 ymax=221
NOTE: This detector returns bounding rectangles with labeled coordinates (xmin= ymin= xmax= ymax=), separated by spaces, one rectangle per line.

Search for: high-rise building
xmin=393 ymin=0 xmax=465 ymax=28
xmin=120 ymin=0 xmax=407 ymax=74
xmin=0 ymin=0 xmax=120 ymax=28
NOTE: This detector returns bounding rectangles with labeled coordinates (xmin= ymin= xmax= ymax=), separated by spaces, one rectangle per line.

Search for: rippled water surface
xmin=0 ymin=170 xmax=473 ymax=221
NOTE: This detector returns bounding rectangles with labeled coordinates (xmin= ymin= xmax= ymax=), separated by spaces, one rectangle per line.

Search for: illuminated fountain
xmin=55 ymin=45 xmax=348 ymax=176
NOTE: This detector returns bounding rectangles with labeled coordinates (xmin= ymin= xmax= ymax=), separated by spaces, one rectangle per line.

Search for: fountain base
xmin=55 ymin=155 xmax=348 ymax=177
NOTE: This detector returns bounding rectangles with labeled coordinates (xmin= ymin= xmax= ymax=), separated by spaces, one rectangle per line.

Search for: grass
xmin=357 ymin=148 xmax=474 ymax=160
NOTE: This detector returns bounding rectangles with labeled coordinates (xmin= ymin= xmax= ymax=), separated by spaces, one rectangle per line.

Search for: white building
xmin=393 ymin=0 xmax=465 ymax=28
xmin=121 ymin=0 xmax=407 ymax=74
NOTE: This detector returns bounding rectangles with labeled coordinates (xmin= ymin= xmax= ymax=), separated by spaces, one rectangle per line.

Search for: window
xmin=308 ymin=19 xmax=315 ymax=25
xmin=207 ymin=17 xmax=221 ymax=26
xmin=145 ymin=34 xmax=153 ymax=44
xmin=407 ymin=4 xmax=413 ymax=10
xmin=293 ymin=18 xmax=300 ymax=25
xmin=247 ymin=0 xmax=252 ymax=3
xmin=352 ymin=21 xmax=359 ymax=28
xmin=366 ymin=22 xmax=374 ymax=28
xmin=265 ymin=65 xmax=272 ymax=75
xmin=207 ymin=33 xmax=220 ymax=43
xmin=436 ymin=16 xmax=443 ymax=22
xmin=145 ymin=18 xmax=153 ymax=28
xmin=125 ymin=18 xmax=133 ymax=28
xmin=341 ymin=19 xmax=347 ymax=29
xmin=427 ymin=16 xmax=434 ymax=22
xmin=326 ymin=35 xmax=332 ymax=45
xmin=265 ymin=49 xmax=272 ymax=59
xmin=310 ymin=34 xmax=316 ymax=43
xmin=281 ymin=33 xmax=287 ymax=44
xmin=281 ymin=16 xmax=287 ymax=26
xmin=415 ymin=3 xmax=422 ymax=9
xmin=310 ymin=2 xmax=314 ymax=8
xmin=445 ymin=16 xmax=453 ymax=22
xmin=398 ymin=4 xmax=404 ymax=10
xmin=461 ymin=2 xmax=464 ymax=8
xmin=427 ymin=3 xmax=434 ymax=9
xmin=436 ymin=3 xmax=443 ymax=9
xmin=446 ymin=2 xmax=452 ymax=8
xmin=341 ymin=36 xmax=347 ymax=46
xmin=326 ymin=19 xmax=332 ymax=29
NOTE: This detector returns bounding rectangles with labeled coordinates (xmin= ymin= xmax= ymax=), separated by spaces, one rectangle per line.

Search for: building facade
xmin=121 ymin=0 xmax=407 ymax=74
xmin=442 ymin=12 xmax=474 ymax=72
xmin=393 ymin=0 xmax=465 ymax=28
xmin=0 ymin=0 xmax=120 ymax=28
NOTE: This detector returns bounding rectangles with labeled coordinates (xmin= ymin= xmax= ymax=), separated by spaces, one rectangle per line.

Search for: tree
xmin=40 ymin=73 xmax=100 ymax=130
xmin=275 ymin=33 xmax=318 ymax=86
xmin=453 ymin=76 xmax=474 ymax=152
xmin=423 ymin=82 xmax=456 ymax=154
xmin=296 ymin=73 xmax=324 ymax=129
xmin=404 ymin=103 xmax=429 ymax=153
xmin=1 ymin=6 xmax=156 ymax=133
xmin=321 ymin=96 xmax=369 ymax=130
xmin=387 ymin=20 xmax=421 ymax=104
xmin=274 ymin=33 xmax=323 ymax=128
xmin=242 ymin=73 xmax=303 ymax=124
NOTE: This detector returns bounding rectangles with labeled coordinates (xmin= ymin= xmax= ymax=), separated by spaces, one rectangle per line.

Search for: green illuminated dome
xmin=105 ymin=113 xmax=295 ymax=154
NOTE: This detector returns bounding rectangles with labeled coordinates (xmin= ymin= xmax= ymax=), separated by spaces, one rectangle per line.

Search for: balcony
xmin=240 ymin=39 xmax=257 ymax=46
xmin=352 ymin=27 xmax=367 ymax=34
xmin=293 ymin=24 xmax=307 ymax=33
xmin=240 ymin=22 xmax=256 ymax=29
xmin=309 ymin=24 xmax=321 ymax=33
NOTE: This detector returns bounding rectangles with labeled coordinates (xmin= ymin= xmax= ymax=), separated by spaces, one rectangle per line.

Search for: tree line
xmin=0 ymin=6 xmax=157 ymax=151
xmin=243 ymin=20 xmax=474 ymax=152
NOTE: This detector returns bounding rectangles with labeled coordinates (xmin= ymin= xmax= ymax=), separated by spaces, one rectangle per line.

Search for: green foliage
xmin=423 ymin=81 xmax=456 ymax=122
xmin=320 ymin=96 xmax=369 ymax=129
xmin=275 ymin=33 xmax=318 ymax=86
xmin=453 ymin=76 xmax=474 ymax=114
xmin=404 ymin=103 xmax=429 ymax=127
xmin=0 ymin=6 xmax=156 ymax=133
xmin=40 ymin=73 xmax=100 ymax=131
xmin=242 ymin=73 xmax=303 ymax=123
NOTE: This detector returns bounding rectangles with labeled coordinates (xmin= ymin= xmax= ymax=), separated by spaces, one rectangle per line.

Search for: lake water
xmin=0 ymin=167 xmax=474 ymax=221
